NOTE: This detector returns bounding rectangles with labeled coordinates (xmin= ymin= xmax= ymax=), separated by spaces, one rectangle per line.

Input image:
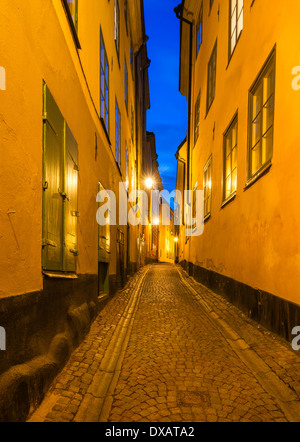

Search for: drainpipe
xmin=174 ymin=3 xmax=193 ymax=195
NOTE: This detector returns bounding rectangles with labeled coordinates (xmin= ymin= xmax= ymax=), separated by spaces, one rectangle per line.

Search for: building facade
xmin=0 ymin=0 xmax=152 ymax=421
xmin=176 ymin=0 xmax=300 ymax=341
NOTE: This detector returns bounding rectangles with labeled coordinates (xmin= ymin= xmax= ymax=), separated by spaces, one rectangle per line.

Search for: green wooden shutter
xmin=64 ymin=123 xmax=79 ymax=272
xmin=42 ymin=84 xmax=64 ymax=271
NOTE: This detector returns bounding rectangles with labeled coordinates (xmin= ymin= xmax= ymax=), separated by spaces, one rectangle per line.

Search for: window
xmin=124 ymin=60 xmax=128 ymax=110
xmin=131 ymin=104 xmax=134 ymax=140
xmin=196 ymin=3 xmax=203 ymax=57
xmin=229 ymin=0 xmax=243 ymax=56
xmin=65 ymin=0 xmax=78 ymax=30
xmin=192 ymin=182 xmax=198 ymax=221
xmin=100 ymin=31 xmax=109 ymax=132
xmin=223 ymin=115 xmax=238 ymax=202
xmin=98 ymin=183 xmax=111 ymax=268
xmin=115 ymin=99 xmax=121 ymax=167
xmin=194 ymin=92 xmax=200 ymax=145
xmin=203 ymin=156 xmax=212 ymax=219
xmin=130 ymin=45 xmax=134 ymax=78
xmin=114 ymin=0 xmax=120 ymax=58
xmin=124 ymin=0 xmax=129 ymax=35
xmin=62 ymin=0 xmax=80 ymax=47
xmin=248 ymin=50 xmax=275 ymax=181
xmin=125 ymin=143 xmax=129 ymax=193
xmin=207 ymin=41 xmax=217 ymax=113
xmin=42 ymin=84 xmax=79 ymax=273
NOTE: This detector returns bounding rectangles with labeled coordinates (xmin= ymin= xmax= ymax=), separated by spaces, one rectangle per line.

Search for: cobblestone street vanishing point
xmin=29 ymin=264 xmax=300 ymax=423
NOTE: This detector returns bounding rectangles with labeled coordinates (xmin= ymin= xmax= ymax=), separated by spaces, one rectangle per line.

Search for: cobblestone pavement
xmin=29 ymin=264 xmax=300 ymax=423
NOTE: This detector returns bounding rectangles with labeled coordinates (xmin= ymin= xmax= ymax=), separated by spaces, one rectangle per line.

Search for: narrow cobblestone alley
xmin=28 ymin=264 xmax=300 ymax=423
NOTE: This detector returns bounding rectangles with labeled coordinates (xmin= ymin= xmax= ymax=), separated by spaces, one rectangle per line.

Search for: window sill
xmin=244 ymin=160 xmax=272 ymax=190
xmin=43 ymin=271 xmax=78 ymax=279
xmin=221 ymin=191 xmax=236 ymax=209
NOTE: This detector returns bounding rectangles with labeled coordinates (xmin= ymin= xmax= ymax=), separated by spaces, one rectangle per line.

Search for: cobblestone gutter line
xmin=74 ymin=267 xmax=150 ymax=422
xmin=176 ymin=266 xmax=300 ymax=422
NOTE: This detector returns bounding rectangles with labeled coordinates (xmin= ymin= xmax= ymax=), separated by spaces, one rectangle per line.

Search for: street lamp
xmin=145 ymin=177 xmax=154 ymax=189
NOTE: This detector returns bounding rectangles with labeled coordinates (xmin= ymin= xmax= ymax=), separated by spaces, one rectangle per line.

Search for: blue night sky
xmin=144 ymin=0 xmax=187 ymax=192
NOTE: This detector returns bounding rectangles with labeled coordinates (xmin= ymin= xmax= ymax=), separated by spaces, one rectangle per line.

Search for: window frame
xmin=222 ymin=113 xmax=238 ymax=205
xmin=196 ymin=3 xmax=203 ymax=58
xmin=114 ymin=0 xmax=120 ymax=60
xmin=194 ymin=92 xmax=200 ymax=146
xmin=62 ymin=0 xmax=81 ymax=49
xmin=246 ymin=48 xmax=276 ymax=186
xmin=203 ymin=156 xmax=212 ymax=220
xmin=229 ymin=0 xmax=244 ymax=60
xmin=100 ymin=29 xmax=110 ymax=134
xmin=206 ymin=40 xmax=217 ymax=114
xmin=115 ymin=98 xmax=121 ymax=168
xmin=124 ymin=59 xmax=128 ymax=111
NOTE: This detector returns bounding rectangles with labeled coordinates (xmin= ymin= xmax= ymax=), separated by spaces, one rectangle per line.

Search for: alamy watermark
xmin=96 ymin=184 xmax=204 ymax=237
xmin=0 ymin=327 xmax=6 ymax=351
xmin=292 ymin=67 xmax=300 ymax=91
xmin=291 ymin=326 xmax=300 ymax=351
xmin=0 ymin=66 xmax=6 ymax=90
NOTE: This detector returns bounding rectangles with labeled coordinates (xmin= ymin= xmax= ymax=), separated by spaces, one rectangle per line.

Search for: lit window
xmin=248 ymin=50 xmax=275 ymax=180
xmin=115 ymin=99 xmax=121 ymax=167
xmin=65 ymin=0 xmax=78 ymax=30
xmin=203 ymin=156 xmax=212 ymax=219
xmin=124 ymin=0 xmax=128 ymax=35
xmin=223 ymin=115 xmax=238 ymax=202
xmin=131 ymin=105 xmax=134 ymax=140
xmin=125 ymin=60 xmax=128 ymax=110
xmin=114 ymin=0 xmax=120 ymax=58
xmin=230 ymin=0 xmax=243 ymax=56
xmin=100 ymin=31 xmax=109 ymax=132
xmin=196 ymin=3 xmax=203 ymax=57
xmin=194 ymin=92 xmax=200 ymax=145
xmin=125 ymin=142 xmax=129 ymax=193
xmin=192 ymin=182 xmax=198 ymax=221
xmin=207 ymin=41 xmax=217 ymax=113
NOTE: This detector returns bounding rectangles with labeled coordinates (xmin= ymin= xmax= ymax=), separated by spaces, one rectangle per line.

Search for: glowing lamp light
xmin=145 ymin=177 xmax=154 ymax=189
xmin=153 ymin=217 xmax=160 ymax=226
xmin=174 ymin=237 xmax=179 ymax=243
